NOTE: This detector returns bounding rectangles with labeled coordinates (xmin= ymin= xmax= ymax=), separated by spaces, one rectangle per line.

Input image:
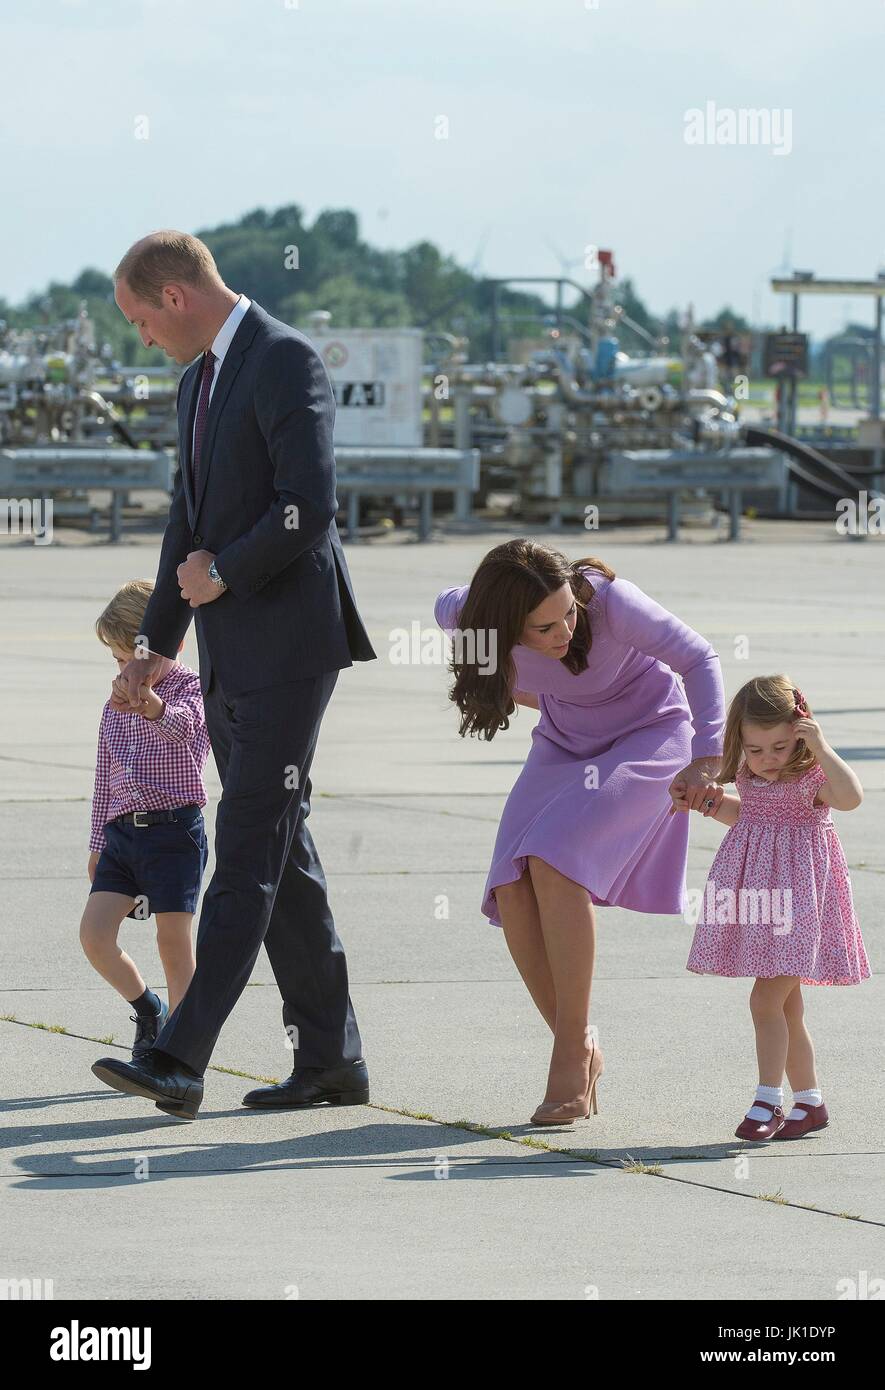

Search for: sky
xmin=2 ymin=0 xmax=884 ymax=342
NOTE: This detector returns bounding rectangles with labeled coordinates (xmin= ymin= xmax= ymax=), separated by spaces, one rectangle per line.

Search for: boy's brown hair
xmin=720 ymin=674 xmax=816 ymax=784
xmin=95 ymin=579 xmax=155 ymax=655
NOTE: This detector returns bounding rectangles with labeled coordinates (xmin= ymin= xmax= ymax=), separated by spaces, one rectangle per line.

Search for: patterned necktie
xmin=191 ymin=349 xmax=216 ymax=497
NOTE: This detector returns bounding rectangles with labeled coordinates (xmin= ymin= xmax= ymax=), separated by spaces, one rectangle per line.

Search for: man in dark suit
xmin=92 ymin=230 xmax=376 ymax=1120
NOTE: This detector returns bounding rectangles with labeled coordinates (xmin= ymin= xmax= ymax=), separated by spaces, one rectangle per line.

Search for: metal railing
xmin=334 ymin=446 xmax=481 ymax=540
xmin=604 ymin=447 xmax=783 ymax=540
xmin=0 ymin=447 xmax=173 ymax=541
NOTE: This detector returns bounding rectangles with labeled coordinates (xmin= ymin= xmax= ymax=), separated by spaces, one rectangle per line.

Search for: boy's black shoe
xmin=92 ymin=1049 xmax=203 ymax=1121
xmin=130 ymin=998 xmax=168 ymax=1059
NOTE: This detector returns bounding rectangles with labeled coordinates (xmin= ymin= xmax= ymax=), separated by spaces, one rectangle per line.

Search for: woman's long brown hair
xmin=719 ymin=675 xmax=817 ymax=783
xmin=445 ymin=538 xmax=616 ymax=740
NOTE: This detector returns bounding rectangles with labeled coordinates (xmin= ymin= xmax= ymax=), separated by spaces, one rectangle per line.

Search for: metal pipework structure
xmin=4 ymin=280 xmax=871 ymax=539
xmin=420 ymin=258 xmax=758 ymax=523
xmin=422 ymin=341 xmax=745 ymax=523
xmin=0 ymin=305 xmax=181 ymax=451
xmin=0 ymin=305 xmax=181 ymax=537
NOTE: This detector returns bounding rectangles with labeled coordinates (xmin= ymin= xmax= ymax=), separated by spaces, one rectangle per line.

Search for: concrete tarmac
xmin=1 ymin=517 xmax=882 ymax=1299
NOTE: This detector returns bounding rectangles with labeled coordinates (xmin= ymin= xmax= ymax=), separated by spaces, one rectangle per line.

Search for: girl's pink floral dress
xmin=687 ymin=761 xmax=870 ymax=985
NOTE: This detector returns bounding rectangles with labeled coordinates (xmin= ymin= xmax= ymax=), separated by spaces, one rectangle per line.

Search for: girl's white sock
xmin=746 ymin=1084 xmax=783 ymax=1121
xmin=786 ymin=1087 xmax=823 ymax=1121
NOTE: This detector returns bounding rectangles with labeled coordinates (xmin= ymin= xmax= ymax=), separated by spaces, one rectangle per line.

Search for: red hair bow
xmin=792 ymin=687 xmax=809 ymax=716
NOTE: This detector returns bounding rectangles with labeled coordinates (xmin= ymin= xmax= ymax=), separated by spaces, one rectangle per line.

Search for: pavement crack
xmin=3 ymin=1015 xmax=881 ymax=1227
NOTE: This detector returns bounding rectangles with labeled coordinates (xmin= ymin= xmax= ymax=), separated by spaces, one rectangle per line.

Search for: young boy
xmin=81 ymin=579 xmax=210 ymax=1057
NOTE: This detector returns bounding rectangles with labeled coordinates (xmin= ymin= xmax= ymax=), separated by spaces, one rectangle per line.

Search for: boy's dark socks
xmin=128 ymin=987 xmax=162 ymax=1018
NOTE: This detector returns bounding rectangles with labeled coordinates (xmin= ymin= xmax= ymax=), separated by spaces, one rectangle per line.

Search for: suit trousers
xmin=154 ymin=666 xmax=363 ymax=1076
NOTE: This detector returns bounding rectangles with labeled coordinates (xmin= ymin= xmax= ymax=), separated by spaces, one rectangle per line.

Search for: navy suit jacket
xmin=140 ymin=300 xmax=377 ymax=696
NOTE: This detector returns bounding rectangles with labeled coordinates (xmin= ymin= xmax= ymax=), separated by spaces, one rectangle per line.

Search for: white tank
xmin=611 ymin=352 xmax=675 ymax=386
xmin=0 ymin=351 xmax=41 ymax=385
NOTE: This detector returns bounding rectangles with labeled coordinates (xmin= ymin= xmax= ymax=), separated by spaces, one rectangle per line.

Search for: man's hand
xmin=116 ymin=650 xmax=168 ymax=710
xmin=177 ymin=550 xmax=225 ymax=608
xmin=109 ymin=675 xmax=164 ymax=720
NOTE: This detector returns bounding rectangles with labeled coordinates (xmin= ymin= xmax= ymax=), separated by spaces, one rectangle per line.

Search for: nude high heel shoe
xmin=530 ymin=1042 xmax=604 ymax=1126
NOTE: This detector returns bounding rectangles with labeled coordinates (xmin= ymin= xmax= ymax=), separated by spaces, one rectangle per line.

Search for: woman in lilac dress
xmin=434 ymin=538 xmax=726 ymax=1126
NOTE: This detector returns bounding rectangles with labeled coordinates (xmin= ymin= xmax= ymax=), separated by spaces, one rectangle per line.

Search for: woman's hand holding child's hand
xmin=667 ymin=758 xmax=723 ymax=816
xmin=669 ymin=781 xmax=724 ymax=817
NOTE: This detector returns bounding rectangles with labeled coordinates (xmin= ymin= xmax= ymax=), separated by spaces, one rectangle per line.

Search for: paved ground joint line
xmin=2 ymin=1016 xmax=881 ymax=1228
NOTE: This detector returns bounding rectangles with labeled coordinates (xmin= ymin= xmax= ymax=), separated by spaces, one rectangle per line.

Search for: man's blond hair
xmin=114 ymin=231 xmax=221 ymax=307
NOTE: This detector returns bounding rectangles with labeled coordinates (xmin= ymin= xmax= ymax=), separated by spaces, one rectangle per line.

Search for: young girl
xmin=82 ymin=579 xmax=211 ymax=1059
xmin=679 ymin=675 xmax=869 ymax=1141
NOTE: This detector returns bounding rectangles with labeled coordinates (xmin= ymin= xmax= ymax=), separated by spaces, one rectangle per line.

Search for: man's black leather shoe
xmin=92 ymin=1049 xmax=203 ymax=1121
xmin=131 ymin=999 xmax=168 ymax=1059
xmin=242 ymin=1060 xmax=369 ymax=1109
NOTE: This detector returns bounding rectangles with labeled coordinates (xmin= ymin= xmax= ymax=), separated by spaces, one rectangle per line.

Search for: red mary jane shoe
xmin=772 ymin=1101 xmax=829 ymax=1140
xmin=734 ymin=1101 xmax=785 ymax=1141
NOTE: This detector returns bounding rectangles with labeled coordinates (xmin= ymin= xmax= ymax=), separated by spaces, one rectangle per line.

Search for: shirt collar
xmin=209 ymin=293 xmax=251 ymax=365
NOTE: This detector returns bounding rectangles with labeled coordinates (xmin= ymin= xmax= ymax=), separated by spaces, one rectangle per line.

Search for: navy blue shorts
xmin=89 ymin=805 xmax=209 ymax=920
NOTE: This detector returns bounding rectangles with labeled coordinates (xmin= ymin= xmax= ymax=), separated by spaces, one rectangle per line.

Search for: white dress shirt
xmin=191 ymin=293 xmax=251 ymax=458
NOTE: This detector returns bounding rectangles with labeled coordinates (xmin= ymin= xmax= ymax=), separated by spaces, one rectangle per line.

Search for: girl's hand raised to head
xmin=793 ymin=715 xmax=826 ymax=757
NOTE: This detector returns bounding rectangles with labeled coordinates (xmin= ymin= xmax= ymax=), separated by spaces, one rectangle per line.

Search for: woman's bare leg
xmin=526 ymin=855 xmax=596 ymax=1103
xmin=496 ymin=872 xmax=556 ymax=1031
xmin=750 ymin=975 xmax=799 ymax=1086
xmin=783 ymin=982 xmax=819 ymax=1093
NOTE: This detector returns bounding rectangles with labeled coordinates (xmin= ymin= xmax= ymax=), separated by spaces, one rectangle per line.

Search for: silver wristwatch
xmin=207 ymin=560 xmax=228 ymax=590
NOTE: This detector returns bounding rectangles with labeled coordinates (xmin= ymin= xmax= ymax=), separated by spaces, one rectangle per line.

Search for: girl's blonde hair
xmin=95 ymin=579 xmax=155 ymax=654
xmin=720 ymin=674 xmax=816 ymax=784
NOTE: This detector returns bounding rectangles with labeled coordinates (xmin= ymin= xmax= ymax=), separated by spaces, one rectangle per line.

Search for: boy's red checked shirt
xmin=89 ymin=663 xmax=211 ymax=852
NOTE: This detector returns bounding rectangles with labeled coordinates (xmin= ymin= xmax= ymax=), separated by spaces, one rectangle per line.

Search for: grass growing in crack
xmin=375 ymin=1105 xmax=563 ymax=1152
xmin=1 ymin=1013 xmax=872 ymax=1224
xmin=211 ymin=1065 xmax=279 ymax=1084
xmin=372 ymin=1104 xmax=436 ymax=1122
xmin=620 ymin=1156 xmax=664 ymax=1175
